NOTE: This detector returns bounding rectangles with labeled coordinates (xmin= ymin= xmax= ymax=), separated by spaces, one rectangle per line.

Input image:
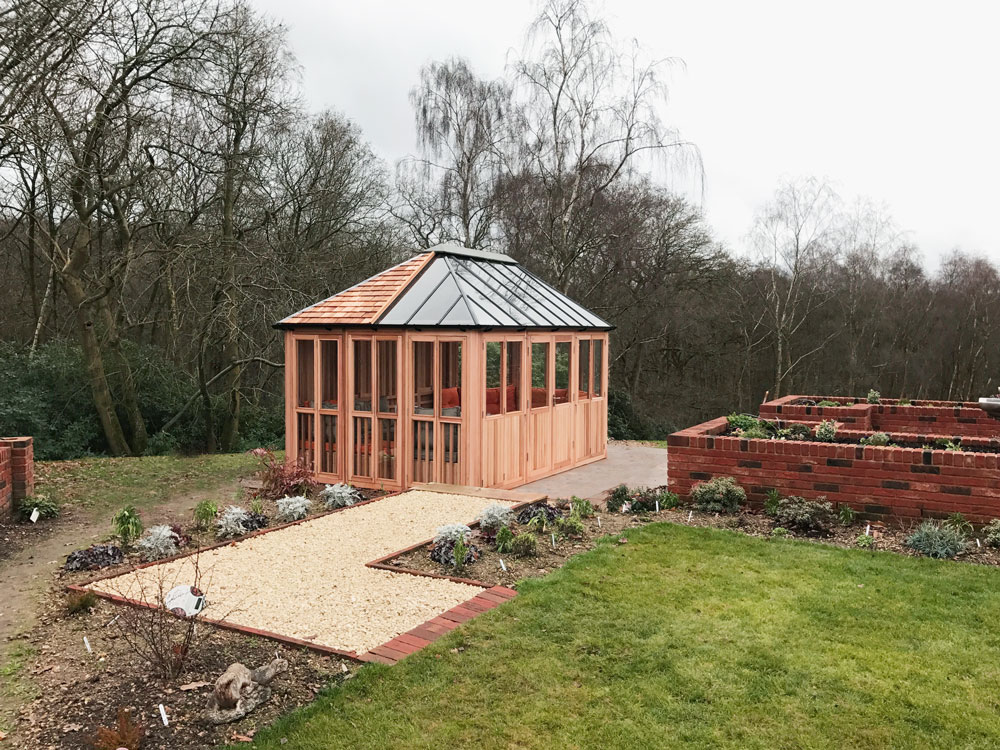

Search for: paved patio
xmin=519 ymin=442 xmax=666 ymax=500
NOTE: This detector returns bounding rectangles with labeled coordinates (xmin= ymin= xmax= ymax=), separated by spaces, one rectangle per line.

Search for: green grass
xmin=35 ymin=452 xmax=261 ymax=513
xmin=0 ymin=641 xmax=39 ymax=733
xmin=246 ymin=524 xmax=1000 ymax=750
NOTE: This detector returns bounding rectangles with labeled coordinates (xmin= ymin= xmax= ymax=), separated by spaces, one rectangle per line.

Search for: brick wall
xmin=668 ymin=415 xmax=1000 ymax=523
xmin=0 ymin=437 xmax=34 ymax=522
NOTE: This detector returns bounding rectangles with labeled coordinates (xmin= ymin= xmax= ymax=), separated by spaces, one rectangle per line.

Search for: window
xmin=554 ymin=341 xmax=571 ymax=404
xmin=353 ymin=339 xmax=372 ymax=412
xmin=440 ymin=341 xmax=462 ymax=417
xmin=593 ymin=339 xmax=603 ymax=397
xmin=485 ymin=341 xmax=502 ymax=415
xmin=376 ymin=340 xmax=397 ymax=413
xmin=578 ymin=339 xmax=591 ymax=399
xmin=531 ymin=342 xmax=549 ymax=408
xmin=378 ymin=419 xmax=396 ymax=480
xmin=296 ymin=339 xmax=314 ymax=408
xmin=413 ymin=342 xmax=434 ymax=415
xmin=506 ymin=341 xmax=522 ymax=411
xmin=320 ymin=340 xmax=338 ymax=409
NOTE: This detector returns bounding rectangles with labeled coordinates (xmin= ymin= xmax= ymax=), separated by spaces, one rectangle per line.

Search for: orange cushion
xmin=506 ymin=384 xmax=518 ymax=411
xmin=486 ymin=387 xmax=501 ymax=405
xmin=554 ymin=388 xmax=568 ymax=402
xmin=531 ymin=387 xmax=548 ymax=408
xmin=442 ymin=387 xmax=461 ymax=409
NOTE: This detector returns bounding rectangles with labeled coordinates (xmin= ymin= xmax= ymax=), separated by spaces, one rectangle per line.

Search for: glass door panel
xmin=296 ymin=340 xmax=315 ymax=408
xmin=440 ymin=341 xmax=462 ymax=417
xmin=320 ymin=340 xmax=339 ymax=409
xmin=378 ymin=419 xmax=396 ymax=480
xmin=554 ymin=341 xmax=571 ymax=404
xmin=412 ymin=420 xmax=434 ymax=482
xmin=377 ymin=340 xmax=397 ymax=414
xmin=413 ymin=342 xmax=434 ymax=415
xmin=352 ymin=416 xmax=372 ymax=478
xmin=353 ymin=339 xmax=372 ymax=412
xmin=296 ymin=412 xmax=315 ymax=470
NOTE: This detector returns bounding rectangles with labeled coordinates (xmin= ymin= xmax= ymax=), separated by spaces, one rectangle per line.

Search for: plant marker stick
xmin=655 ymin=500 xmax=660 ymax=513
xmin=551 ymin=533 xmax=556 ymax=548
xmin=500 ymin=559 xmax=507 ymax=572
xmin=159 ymin=704 xmax=169 ymax=726
xmin=83 ymin=636 xmax=92 ymax=653
xmin=977 ymin=538 xmax=982 ymax=548
xmin=29 ymin=508 xmax=39 ymax=524
xmin=597 ymin=516 xmax=601 ymax=528
xmin=105 ymin=614 xmax=121 ymax=628
xmin=688 ymin=510 xmax=693 ymax=522
xmin=865 ymin=524 xmax=871 ymax=536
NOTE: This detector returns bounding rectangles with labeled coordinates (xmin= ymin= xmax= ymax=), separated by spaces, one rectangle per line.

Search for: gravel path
xmin=89 ymin=490 xmax=514 ymax=654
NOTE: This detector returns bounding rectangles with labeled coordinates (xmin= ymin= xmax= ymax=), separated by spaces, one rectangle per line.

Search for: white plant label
xmin=499 ymin=559 xmax=507 ymax=572
xmin=83 ymin=636 xmax=92 ymax=654
xmin=688 ymin=510 xmax=693 ymax=522
xmin=865 ymin=524 xmax=871 ymax=536
xmin=29 ymin=508 xmax=40 ymax=523
xmin=977 ymin=538 xmax=982 ymax=548
xmin=159 ymin=704 xmax=169 ymax=726
xmin=596 ymin=516 xmax=601 ymax=527
xmin=655 ymin=500 xmax=660 ymax=513
xmin=551 ymin=533 xmax=556 ymax=548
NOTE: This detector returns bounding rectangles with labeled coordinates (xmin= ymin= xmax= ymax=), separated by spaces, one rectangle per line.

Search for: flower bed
xmin=669 ymin=395 xmax=1000 ymax=522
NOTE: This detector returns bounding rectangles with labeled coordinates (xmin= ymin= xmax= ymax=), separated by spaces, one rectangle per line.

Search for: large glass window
xmin=353 ymin=339 xmax=372 ymax=412
xmin=378 ymin=419 xmax=396 ymax=480
xmin=296 ymin=339 xmax=314 ymax=408
xmin=485 ymin=341 xmax=502 ymax=415
xmin=593 ymin=339 xmax=603 ymax=397
xmin=531 ymin=342 xmax=549 ymax=408
xmin=440 ymin=341 xmax=462 ymax=417
xmin=554 ymin=341 xmax=571 ymax=404
xmin=413 ymin=342 xmax=434 ymax=415
xmin=377 ymin=340 xmax=397 ymax=414
xmin=320 ymin=340 xmax=338 ymax=410
xmin=579 ymin=339 xmax=591 ymax=399
xmin=506 ymin=341 xmax=522 ymax=411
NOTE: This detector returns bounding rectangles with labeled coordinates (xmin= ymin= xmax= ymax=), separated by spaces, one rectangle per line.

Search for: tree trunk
xmin=97 ymin=295 xmax=148 ymax=453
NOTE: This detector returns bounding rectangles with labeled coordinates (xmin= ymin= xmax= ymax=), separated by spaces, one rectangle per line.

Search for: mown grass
xmin=35 ymin=452 xmax=261 ymax=513
xmin=245 ymin=523 xmax=1000 ymax=750
xmin=0 ymin=641 xmax=39 ymax=733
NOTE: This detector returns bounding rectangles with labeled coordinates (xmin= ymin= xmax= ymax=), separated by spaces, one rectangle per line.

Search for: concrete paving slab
xmin=519 ymin=442 xmax=667 ymax=500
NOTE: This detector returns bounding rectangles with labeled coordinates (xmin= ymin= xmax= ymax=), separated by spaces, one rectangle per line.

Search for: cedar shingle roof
xmin=276 ymin=243 xmax=612 ymax=330
xmin=278 ymin=253 xmax=433 ymax=325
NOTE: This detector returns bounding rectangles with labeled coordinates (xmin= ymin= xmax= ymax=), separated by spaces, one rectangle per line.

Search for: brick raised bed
xmin=668 ymin=397 xmax=1000 ymax=523
xmin=0 ymin=436 xmax=34 ymax=521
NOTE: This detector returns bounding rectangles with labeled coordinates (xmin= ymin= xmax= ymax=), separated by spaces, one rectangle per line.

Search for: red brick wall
xmin=0 ymin=437 xmax=34 ymax=522
xmin=667 ymin=417 xmax=1000 ymax=523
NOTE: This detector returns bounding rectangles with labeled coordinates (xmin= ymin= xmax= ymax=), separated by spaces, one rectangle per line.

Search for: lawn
xmin=246 ymin=523 xmax=1000 ymax=750
xmin=34 ymin=452 xmax=260 ymax=513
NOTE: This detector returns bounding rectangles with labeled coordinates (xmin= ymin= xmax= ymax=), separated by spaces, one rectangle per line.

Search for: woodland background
xmin=1 ymin=0 xmax=998 ymax=460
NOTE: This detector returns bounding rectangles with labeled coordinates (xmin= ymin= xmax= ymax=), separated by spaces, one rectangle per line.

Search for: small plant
xmin=867 ymin=389 xmax=881 ymax=404
xmin=855 ymin=534 xmax=875 ymax=549
xmin=241 ymin=511 xmax=269 ymax=532
xmin=905 ymin=520 xmax=967 ymax=559
xmin=64 ymin=544 xmax=124 ymax=571
xmin=605 ymin=484 xmax=631 ymax=513
xmin=934 ymin=437 xmax=962 ymax=452
xmin=837 ymin=504 xmax=857 ymax=526
xmin=193 ymin=499 xmax=218 ymax=529
xmin=727 ymin=413 xmax=763 ymax=432
xmin=321 ymin=482 xmax=360 ymax=509
xmin=250 ymin=496 xmax=265 ymax=516
xmin=555 ymin=512 xmax=585 ymax=538
xmin=249 ymin=447 xmax=318 ymax=502
xmin=276 ymin=495 xmax=312 ymax=522
xmin=430 ymin=524 xmax=480 ymax=568
xmin=477 ymin=503 xmax=515 ymax=539
xmin=737 ymin=425 xmax=770 ymax=440
xmin=92 ymin=706 xmax=144 ymax=750
xmin=495 ymin=524 xmax=515 ymax=554
xmin=510 ymin=531 xmax=538 ymax=557
xmin=860 ymin=432 xmax=891 ymax=447
xmin=451 ymin=537 xmax=469 ymax=572
xmin=772 ymin=496 xmax=836 ymax=535
xmin=516 ymin=502 xmax=561 ymax=526
xmin=943 ymin=512 xmax=973 ymax=536
xmin=65 ymin=590 xmax=98 ymax=616
xmin=814 ymin=420 xmax=837 ymax=442
xmin=897 ymin=397 xmax=912 ymax=406
xmin=434 ymin=523 xmax=472 ymax=547
xmin=781 ymin=423 xmax=814 ymax=441
xmin=216 ymin=506 xmax=251 ymax=539
xmin=763 ymin=488 xmax=781 ymax=517
xmin=771 ymin=527 xmax=789 ymax=538
xmin=15 ymin=494 xmax=60 ymax=522
xmin=983 ymin=519 xmax=1000 ymax=548
xmin=137 ymin=525 xmax=181 ymax=562
xmin=526 ymin=514 xmax=548 ymax=534
xmin=112 ymin=505 xmax=144 ymax=548
xmin=690 ymin=476 xmax=746 ymax=514
xmin=570 ymin=497 xmax=596 ymax=518
xmin=816 ymin=400 xmax=840 ymax=407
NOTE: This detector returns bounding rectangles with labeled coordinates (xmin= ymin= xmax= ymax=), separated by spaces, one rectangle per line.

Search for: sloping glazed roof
xmin=276 ymin=241 xmax=611 ymax=330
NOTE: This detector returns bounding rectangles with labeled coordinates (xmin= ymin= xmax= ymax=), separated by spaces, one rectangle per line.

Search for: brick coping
xmin=70 ymin=485 xmax=546 ymax=664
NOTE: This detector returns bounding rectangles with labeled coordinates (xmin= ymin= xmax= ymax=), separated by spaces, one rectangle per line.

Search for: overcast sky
xmin=251 ymin=0 xmax=1000 ymax=268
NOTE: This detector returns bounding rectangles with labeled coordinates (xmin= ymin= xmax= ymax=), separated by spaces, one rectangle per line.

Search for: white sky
xmin=251 ymin=0 xmax=1000 ymax=267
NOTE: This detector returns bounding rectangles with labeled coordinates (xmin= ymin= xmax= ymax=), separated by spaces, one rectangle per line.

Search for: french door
xmin=348 ymin=334 xmax=400 ymax=486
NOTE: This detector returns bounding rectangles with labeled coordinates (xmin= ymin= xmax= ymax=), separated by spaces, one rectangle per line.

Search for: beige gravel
xmin=90 ymin=490 xmax=514 ymax=654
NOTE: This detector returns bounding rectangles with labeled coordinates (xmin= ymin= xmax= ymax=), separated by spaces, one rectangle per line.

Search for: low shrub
xmin=15 ymin=494 xmax=59 ymax=522
xmin=249 ymin=447 xmax=317 ymax=502
xmin=983 ymin=519 xmax=1000 ymax=548
xmin=249 ymin=496 xmax=265 ymax=516
xmin=860 ymin=432 xmax=891 ymax=446
xmin=771 ymin=527 xmax=789 ymax=538
xmin=867 ymin=389 xmax=881 ymax=404
xmin=837 ymin=504 xmax=857 ymax=526
xmin=570 ymin=497 xmax=595 ymax=518
xmin=943 ymin=512 xmax=973 ymax=536
xmin=321 ymin=482 xmax=360 ymax=509
xmin=555 ymin=512 xmax=585 ymax=538
xmin=137 ymin=525 xmax=180 ymax=561
xmin=242 ymin=511 xmax=269 ymax=532
xmin=216 ymin=506 xmax=253 ymax=539
xmin=630 ymin=487 xmax=678 ymax=513
xmin=276 ymin=495 xmax=312 ymax=522
xmin=772 ymin=496 xmax=836 ymax=535
xmin=429 ymin=524 xmax=480 ymax=568
xmin=856 ymin=534 xmax=875 ymax=549
xmin=815 ymin=420 xmax=837 ymax=442
xmin=934 ymin=438 xmax=962 ymax=452
xmin=605 ymin=484 xmax=631 ymax=513
xmin=727 ymin=413 xmax=763 ymax=432
xmin=690 ymin=476 xmax=745 ymax=514
xmin=93 ymin=707 xmax=144 ymax=750
xmin=778 ymin=423 xmax=814 ymax=441
xmin=763 ymin=488 xmax=781 ymax=517
xmin=65 ymin=590 xmax=98 ymax=615
xmin=193 ymin=500 xmax=218 ymax=529
xmin=64 ymin=543 xmax=124 ymax=571
xmin=816 ymin=400 xmax=840 ymax=407
xmin=905 ymin=520 xmax=967 ymax=559
xmin=510 ymin=531 xmax=538 ymax=557
xmin=477 ymin=503 xmax=515 ymax=539
xmin=897 ymin=397 xmax=911 ymax=406
xmin=112 ymin=505 xmax=143 ymax=548
xmin=516 ymin=503 xmax=561 ymax=526
xmin=494 ymin=525 xmax=515 ymax=554
xmin=433 ymin=523 xmax=472 ymax=547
